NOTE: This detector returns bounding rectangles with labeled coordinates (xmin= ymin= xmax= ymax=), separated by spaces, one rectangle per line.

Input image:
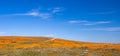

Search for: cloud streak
xmin=68 ymin=20 xmax=111 ymax=25
xmin=12 ymin=9 xmax=52 ymax=19
xmin=81 ymin=27 xmax=120 ymax=31
xmin=44 ymin=34 xmax=55 ymax=37
xmin=2 ymin=7 xmax=63 ymax=19
xmin=51 ymin=7 xmax=63 ymax=13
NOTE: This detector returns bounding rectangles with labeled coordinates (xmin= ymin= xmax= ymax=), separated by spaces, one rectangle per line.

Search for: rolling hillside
xmin=0 ymin=36 xmax=120 ymax=56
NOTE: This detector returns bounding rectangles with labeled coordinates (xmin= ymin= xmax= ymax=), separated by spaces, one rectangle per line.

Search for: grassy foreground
xmin=0 ymin=47 xmax=120 ymax=56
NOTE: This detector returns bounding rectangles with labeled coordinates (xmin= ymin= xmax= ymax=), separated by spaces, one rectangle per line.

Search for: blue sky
xmin=0 ymin=0 xmax=120 ymax=43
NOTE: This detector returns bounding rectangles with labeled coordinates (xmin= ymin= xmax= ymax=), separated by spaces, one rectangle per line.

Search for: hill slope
xmin=0 ymin=36 xmax=119 ymax=49
xmin=0 ymin=36 xmax=120 ymax=56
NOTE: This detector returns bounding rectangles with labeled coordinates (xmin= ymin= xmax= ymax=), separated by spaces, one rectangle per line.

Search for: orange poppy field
xmin=0 ymin=36 xmax=120 ymax=56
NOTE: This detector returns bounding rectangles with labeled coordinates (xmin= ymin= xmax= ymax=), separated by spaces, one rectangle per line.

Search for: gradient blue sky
xmin=0 ymin=0 xmax=120 ymax=43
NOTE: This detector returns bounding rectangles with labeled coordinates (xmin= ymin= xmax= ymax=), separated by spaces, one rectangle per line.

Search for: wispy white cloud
xmin=68 ymin=20 xmax=111 ymax=25
xmin=83 ymin=21 xmax=110 ymax=26
xmin=2 ymin=7 xmax=64 ymax=19
xmin=51 ymin=7 xmax=63 ymax=13
xmin=68 ymin=20 xmax=88 ymax=24
xmin=12 ymin=9 xmax=52 ymax=19
xmin=43 ymin=34 xmax=55 ymax=37
xmin=81 ymin=27 xmax=120 ymax=31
